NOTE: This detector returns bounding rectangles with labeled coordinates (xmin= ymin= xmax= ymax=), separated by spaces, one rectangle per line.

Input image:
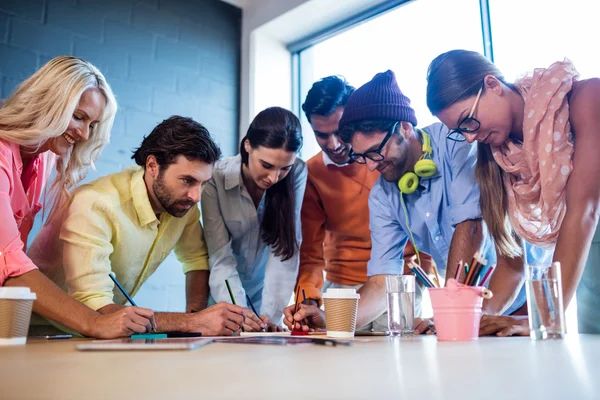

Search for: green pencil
xmin=225 ymin=279 xmax=236 ymax=305
xmin=225 ymin=279 xmax=244 ymax=332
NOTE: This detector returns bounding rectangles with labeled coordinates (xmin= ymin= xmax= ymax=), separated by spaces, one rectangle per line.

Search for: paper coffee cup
xmin=323 ymin=288 xmax=360 ymax=338
xmin=0 ymin=287 xmax=37 ymax=345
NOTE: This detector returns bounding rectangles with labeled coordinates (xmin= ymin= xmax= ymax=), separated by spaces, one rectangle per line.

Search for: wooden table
xmin=1 ymin=335 xmax=598 ymax=400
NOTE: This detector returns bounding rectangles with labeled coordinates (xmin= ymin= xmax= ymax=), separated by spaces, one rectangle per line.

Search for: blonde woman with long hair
xmin=1 ymin=56 xmax=154 ymax=338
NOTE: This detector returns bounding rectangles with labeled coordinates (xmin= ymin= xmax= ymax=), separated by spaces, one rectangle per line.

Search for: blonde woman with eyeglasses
xmin=0 ymin=56 xmax=154 ymax=338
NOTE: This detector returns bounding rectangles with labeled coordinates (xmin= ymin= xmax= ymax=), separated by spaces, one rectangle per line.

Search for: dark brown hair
xmin=241 ymin=107 xmax=303 ymax=261
xmin=132 ymin=115 xmax=221 ymax=167
xmin=301 ymin=75 xmax=355 ymax=123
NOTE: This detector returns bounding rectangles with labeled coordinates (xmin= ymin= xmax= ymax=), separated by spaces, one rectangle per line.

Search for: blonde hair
xmin=0 ymin=56 xmax=117 ymax=223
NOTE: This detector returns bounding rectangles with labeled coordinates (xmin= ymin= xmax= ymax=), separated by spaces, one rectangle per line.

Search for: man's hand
xmin=283 ymin=303 xmax=326 ymax=332
xmin=91 ymin=306 xmax=155 ymax=339
xmin=240 ymin=308 xmax=267 ymax=332
xmin=414 ymin=318 xmax=435 ymax=335
xmin=479 ymin=315 xmax=529 ymax=337
xmin=186 ymin=302 xmax=250 ymax=336
xmin=259 ymin=315 xmax=285 ymax=332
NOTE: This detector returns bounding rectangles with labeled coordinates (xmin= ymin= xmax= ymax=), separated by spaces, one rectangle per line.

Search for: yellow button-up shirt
xmin=28 ymin=166 xmax=209 ymax=311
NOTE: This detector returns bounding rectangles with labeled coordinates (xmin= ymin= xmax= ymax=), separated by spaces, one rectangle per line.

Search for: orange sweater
xmin=298 ymin=152 xmax=433 ymax=303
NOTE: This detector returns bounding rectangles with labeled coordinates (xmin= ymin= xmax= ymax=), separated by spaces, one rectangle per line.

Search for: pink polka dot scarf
xmin=491 ymin=60 xmax=579 ymax=248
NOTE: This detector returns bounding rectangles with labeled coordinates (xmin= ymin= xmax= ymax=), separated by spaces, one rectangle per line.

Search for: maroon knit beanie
xmin=338 ymin=69 xmax=417 ymax=129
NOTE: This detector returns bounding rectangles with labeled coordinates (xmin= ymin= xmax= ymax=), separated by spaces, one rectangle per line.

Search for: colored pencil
xmin=291 ymin=285 xmax=301 ymax=331
xmin=432 ymin=265 xmax=442 ymax=288
xmin=454 ymin=260 xmax=463 ymax=281
xmin=464 ymin=251 xmax=481 ymax=285
xmin=464 ymin=262 xmax=477 ymax=285
xmin=413 ymin=262 xmax=436 ymax=287
xmin=469 ymin=251 xmax=480 ymax=273
xmin=479 ymin=264 xmax=496 ymax=286
xmin=225 ymin=279 xmax=244 ymax=332
xmin=246 ymin=294 xmax=265 ymax=332
xmin=408 ymin=262 xmax=435 ymax=288
xmin=473 ymin=259 xmax=488 ymax=286
xmin=225 ymin=279 xmax=236 ymax=305
xmin=109 ymin=273 xmax=156 ymax=332
xmin=109 ymin=273 xmax=136 ymax=306
xmin=416 ymin=263 xmax=437 ymax=287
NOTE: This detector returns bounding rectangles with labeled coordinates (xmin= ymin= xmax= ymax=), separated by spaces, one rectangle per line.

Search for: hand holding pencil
xmin=283 ymin=303 xmax=326 ymax=332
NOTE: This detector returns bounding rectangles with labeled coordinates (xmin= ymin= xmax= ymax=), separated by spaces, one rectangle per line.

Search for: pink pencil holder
xmin=428 ymin=283 xmax=484 ymax=341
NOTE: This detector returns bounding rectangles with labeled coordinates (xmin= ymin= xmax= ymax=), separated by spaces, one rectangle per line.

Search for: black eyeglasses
xmin=349 ymin=121 xmax=399 ymax=164
xmin=446 ymin=86 xmax=483 ymax=142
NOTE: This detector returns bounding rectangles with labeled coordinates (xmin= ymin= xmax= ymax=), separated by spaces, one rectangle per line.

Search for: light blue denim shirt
xmin=368 ymin=122 xmax=488 ymax=277
xmin=368 ymin=122 xmax=546 ymax=315
xmin=201 ymin=155 xmax=307 ymax=324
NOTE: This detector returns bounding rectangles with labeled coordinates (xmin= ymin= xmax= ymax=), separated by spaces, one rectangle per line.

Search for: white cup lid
xmin=322 ymin=288 xmax=360 ymax=299
xmin=0 ymin=287 xmax=37 ymax=300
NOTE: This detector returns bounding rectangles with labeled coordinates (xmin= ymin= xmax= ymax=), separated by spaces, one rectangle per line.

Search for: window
xmin=297 ymin=0 xmax=484 ymax=159
xmin=490 ymin=0 xmax=600 ymax=81
xmin=294 ymin=0 xmax=589 ymax=330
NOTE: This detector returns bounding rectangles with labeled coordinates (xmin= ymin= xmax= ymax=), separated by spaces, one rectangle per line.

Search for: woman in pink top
xmin=426 ymin=50 xmax=600 ymax=335
xmin=1 ymin=56 xmax=154 ymax=338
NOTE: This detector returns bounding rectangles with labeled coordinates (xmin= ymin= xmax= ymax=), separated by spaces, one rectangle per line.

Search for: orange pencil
xmin=291 ymin=285 xmax=301 ymax=331
xmin=464 ymin=251 xmax=481 ymax=286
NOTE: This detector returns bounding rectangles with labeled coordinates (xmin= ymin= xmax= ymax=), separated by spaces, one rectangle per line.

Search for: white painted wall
xmin=239 ymin=0 xmax=390 ymax=137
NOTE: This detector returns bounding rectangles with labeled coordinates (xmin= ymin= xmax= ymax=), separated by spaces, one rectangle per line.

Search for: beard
xmin=152 ymin=172 xmax=195 ymax=218
xmin=379 ymin=140 xmax=411 ymax=182
xmin=378 ymin=158 xmax=408 ymax=182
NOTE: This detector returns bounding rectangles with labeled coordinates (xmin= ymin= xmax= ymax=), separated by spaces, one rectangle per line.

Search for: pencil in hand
xmin=225 ymin=279 xmax=244 ymax=332
xmin=109 ymin=273 xmax=156 ymax=332
xmin=246 ymin=294 xmax=265 ymax=332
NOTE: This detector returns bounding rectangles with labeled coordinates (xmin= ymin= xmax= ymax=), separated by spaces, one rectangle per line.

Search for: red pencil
xmin=479 ymin=264 xmax=496 ymax=286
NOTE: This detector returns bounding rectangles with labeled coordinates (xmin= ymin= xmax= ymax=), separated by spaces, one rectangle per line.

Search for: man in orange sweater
xmin=297 ymin=76 xmax=432 ymax=330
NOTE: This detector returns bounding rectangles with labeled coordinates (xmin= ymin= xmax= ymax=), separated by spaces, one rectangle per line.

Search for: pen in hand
xmin=109 ymin=273 xmax=157 ymax=333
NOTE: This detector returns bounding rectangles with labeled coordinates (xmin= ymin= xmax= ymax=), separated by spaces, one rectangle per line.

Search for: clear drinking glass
xmin=385 ymin=275 xmax=415 ymax=336
xmin=525 ymin=262 xmax=565 ymax=340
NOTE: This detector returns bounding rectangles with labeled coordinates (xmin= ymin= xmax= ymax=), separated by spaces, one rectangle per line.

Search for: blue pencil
xmin=408 ymin=263 xmax=433 ymax=288
xmin=109 ymin=273 xmax=157 ymax=332
xmin=109 ymin=273 xmax=137 ymax=306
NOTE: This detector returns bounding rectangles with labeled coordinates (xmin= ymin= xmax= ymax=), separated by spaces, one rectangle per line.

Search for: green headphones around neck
xmin=396 ymin=128 xmax=438 ymax=269
xmin=397 ymin=129 xmax=437 ymax=194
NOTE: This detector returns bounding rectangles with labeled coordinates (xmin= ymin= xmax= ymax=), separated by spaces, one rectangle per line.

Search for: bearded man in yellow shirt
xmin=29 ymin=116 xmax=264 ymax=336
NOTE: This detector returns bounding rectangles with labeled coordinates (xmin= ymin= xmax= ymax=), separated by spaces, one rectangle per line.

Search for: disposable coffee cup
xmin=0 ymin=287 xmax=37 ymax=345
xmin=322 ymin=288 xmax=360 ymax=338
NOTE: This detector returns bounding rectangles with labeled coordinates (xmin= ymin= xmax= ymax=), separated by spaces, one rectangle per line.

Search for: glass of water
xmin=385 ymin=275 xmax=415 ymax=336
xmin=525 ymin=261 xmax=565 ymax=340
